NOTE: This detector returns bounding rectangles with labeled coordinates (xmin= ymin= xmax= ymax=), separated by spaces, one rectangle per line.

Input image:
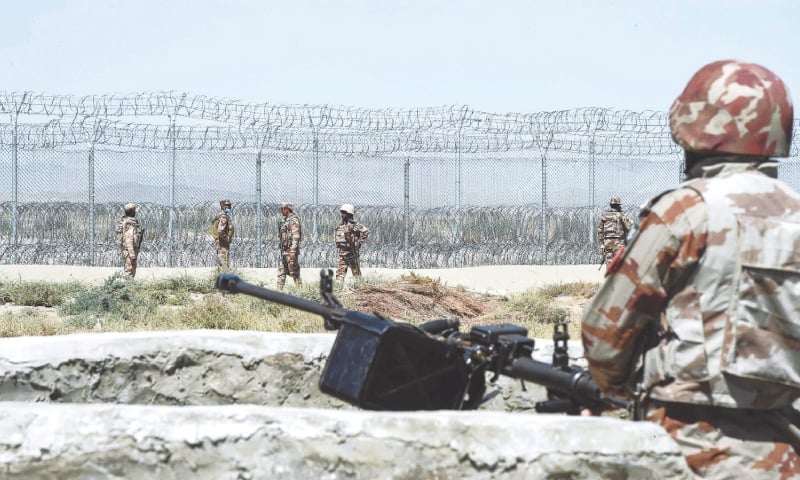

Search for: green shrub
xmin=144 ymin=274 xmax=216 ymax=296
xmin=59 ymin=314 xmax=102 ymax=332
xmin=59 ymin=274 xmax=156 ymax=321
xmin=0 ymin=281 xmax=85 ymax=307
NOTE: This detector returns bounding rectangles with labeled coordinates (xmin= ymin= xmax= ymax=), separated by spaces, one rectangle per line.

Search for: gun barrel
xmin=215 ymin=274 xmax=332 ymax=318
xmin=505 ymin=356 xmax=630 ymax=410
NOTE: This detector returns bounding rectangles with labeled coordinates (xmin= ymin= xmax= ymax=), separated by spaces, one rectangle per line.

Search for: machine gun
xmin=215 ymin=270 xmax=629 ymax=414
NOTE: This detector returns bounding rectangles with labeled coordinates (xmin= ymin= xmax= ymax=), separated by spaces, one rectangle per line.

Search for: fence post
xmin=589 ymin=135 xmax=596 ymax=248
xmin=255 ymin=127 xmax=276 ymax=269
xmin=255 ymin=150 xmax=263 ymax=268
xmin=88 ymin=144 xmax=96 ymax=266
xmin=540 ymin=148 xmax=547 ymax=265
xmin=312 ymin=129 xmax=319 ymax=242
xmin=167 ymin=115 xmax=176 ymax=267
xmin=403 ymin=156 xmax=410 ymax=268
xmin=454 ymin=107 xmax=467 ymax=267
xmin=10 ymin=111 xmax=18 ymax=264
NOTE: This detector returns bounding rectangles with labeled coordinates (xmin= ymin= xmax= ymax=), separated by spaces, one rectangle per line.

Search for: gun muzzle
xmin=215 ymin=273 xmax=241 ymax=294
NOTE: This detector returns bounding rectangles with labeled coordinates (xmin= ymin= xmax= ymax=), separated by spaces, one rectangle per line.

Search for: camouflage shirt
xmin=117 ymin=216 xmax=143 ymax=256
xmin=582 ymin=160 xmax=800 ymax=409
xmin=596 ymin=209 xmax=633 ymax=244
xmin=279 ymin=213 xmax=302 ymax=254
xmin=334 ymin=220 xmax=370 ymax=250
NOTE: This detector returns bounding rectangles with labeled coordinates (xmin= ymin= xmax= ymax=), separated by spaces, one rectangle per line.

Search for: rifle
xmin=215 ymin=270 xmax=629 ymax=414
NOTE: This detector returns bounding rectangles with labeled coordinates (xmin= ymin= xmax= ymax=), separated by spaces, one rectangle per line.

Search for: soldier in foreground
xmin=581 ymin=60 xmax=800 ymax=478
xmin=211 ymin=199 xmax=234 ymax=268
xmin=116 ymin=203 xmax=144 ymax=279
xmin=277 ymin=202 xmax=302 ymax=289
xmin=595 ymin=196 xmax=633 ymax=270
xmin=334 ymin=203 xmax=369 ymax=283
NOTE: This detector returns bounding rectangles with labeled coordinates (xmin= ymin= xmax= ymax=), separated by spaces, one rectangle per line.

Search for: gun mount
xmin=216 ymin=270 xmax=629 ymax=414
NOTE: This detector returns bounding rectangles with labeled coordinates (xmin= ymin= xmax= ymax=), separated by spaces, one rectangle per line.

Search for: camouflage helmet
xmin=669 ymin=60 xmax=793 ymax=158
xmin=339 ymin=203 xmax=355 ymax=215
xmin=220 ymin=199 xmax=232 ymax=209
xmin=609 ymin=197 xmax=622 ymax=206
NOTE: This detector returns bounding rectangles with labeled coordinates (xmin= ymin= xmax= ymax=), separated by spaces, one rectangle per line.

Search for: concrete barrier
xmin=0 ymin=403 xmax=692 ymax=479
xmin=0 ymin=330 xmax=693 ymax=478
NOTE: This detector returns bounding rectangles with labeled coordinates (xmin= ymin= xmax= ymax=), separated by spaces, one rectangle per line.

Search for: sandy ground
xmin=0 ymin=264 xmax=606 ymax=295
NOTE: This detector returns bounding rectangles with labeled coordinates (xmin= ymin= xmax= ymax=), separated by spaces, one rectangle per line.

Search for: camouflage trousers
xmin=601 ymin=238 xmax=625 ymax=268
xmin=647 ymin=402 xmax=800 ymax=479
xmin=215 ymin=241 xmax=230 ymax=268
xmin=121 ymin=250 xmax=137 ymax=279
xmin=277 ymin=251 xmax=302 ymax=288
xmin=336 ymin=248 xmax=361 ymax=281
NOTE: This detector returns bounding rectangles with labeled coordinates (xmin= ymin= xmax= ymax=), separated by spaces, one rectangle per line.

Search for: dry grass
xmin=538 ymin=281 xmax=600 ymax=300
xmin=0 ymin=273 xmax=600 ymax=340
xmin=351 ymin=273 xmax=501 ymax=324
xmin=0 ymin=308 xmax=61 ymax=337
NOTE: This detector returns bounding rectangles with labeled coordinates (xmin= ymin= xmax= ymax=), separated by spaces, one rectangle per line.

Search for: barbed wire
xmin=1 ymin=92 xmax=668 ymax=132
xmin=0 ymin=91 xmax=702 ymax=155
xmin=1 ymin=121 xmax=687 ymax=155
xmin=0 ymin=202 xmax=609 ymax=268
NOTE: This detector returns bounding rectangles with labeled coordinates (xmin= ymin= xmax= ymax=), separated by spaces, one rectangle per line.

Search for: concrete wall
xmin=0 ymin=330 xmax=693 ymax=479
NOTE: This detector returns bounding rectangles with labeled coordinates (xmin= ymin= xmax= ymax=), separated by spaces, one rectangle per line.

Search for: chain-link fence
xmin=2 ymin=92 xmax=800 ymax=269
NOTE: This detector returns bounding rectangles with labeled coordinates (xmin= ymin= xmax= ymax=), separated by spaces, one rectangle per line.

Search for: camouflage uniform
xmin=116 ymin=203 xmax=143 ymax=279
xmin=277 ymin=204 xmax=302 ymax=288
xmin=212 ymin=200 xmax=234 ymax=268
xmin=335 ymin=204 xmax=370 ymax=282
xmin=596 ymin=199 xmax=633 ymax=268
xmin=582 ymin=61 xmax=800 ymax=478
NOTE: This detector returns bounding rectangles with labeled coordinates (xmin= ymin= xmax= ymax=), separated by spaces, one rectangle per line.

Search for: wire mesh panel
xmin=14 ymin=149 xmax=90 ymax=264
xmin=1 ymin=93 xmax=799 ymax=268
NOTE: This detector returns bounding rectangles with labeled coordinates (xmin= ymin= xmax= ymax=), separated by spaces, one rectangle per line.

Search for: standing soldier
xmin=116 ymin=203 xmax=144 ymax=279
xmin=211 ymin=199 xmax=234 ymax=268
xmin=582 ymin=60 xmax=800 ymax=477
xmin=277 ymin=202 xmax=302 ymax=289
xmin=596 ymin=197 xmax=633 ymax=269
xmin=334 ymin=203 xmax=369 ymax=283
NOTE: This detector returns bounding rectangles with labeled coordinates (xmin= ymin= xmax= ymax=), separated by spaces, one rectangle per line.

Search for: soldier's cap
xmin=220 ymin=199 xmax=232 ymax=206
xmin=281 ymin=202 xmax=293 ymax=210
xmin=124 ymin=203 xmax=138 ymax=211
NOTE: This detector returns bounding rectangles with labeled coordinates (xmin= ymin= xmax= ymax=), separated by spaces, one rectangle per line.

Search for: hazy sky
xmin=3 ymin=0 xmax=798 ymax=114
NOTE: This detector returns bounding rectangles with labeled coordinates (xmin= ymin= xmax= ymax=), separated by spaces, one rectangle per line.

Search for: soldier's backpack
xmin=210 ymin=213 xmax=234 ymax=241
xmin=210 ymin=214 xmax=221 ymax=240
xmin=115 ymin=220 xmax=125 ymax=248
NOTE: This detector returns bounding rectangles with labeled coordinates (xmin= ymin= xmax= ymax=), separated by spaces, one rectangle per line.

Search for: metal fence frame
xmin=2 ymin=92 xmax=799 ymax=268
